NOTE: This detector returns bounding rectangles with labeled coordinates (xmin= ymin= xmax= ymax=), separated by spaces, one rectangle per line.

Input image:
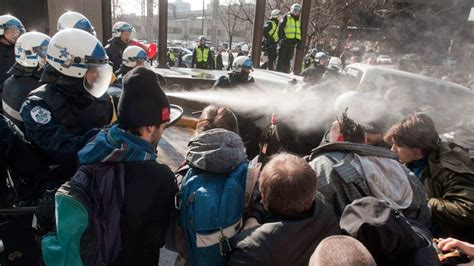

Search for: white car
xmin=376 ymin=55 xmax=392 ymax=64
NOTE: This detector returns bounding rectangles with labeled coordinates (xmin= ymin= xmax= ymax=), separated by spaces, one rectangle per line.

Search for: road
xmin=156 ymin=124 xmax=194 ymax=265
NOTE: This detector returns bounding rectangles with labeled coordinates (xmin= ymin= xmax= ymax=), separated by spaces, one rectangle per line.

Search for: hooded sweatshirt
xmin=77 ymin=125 xmax=176 ymax=266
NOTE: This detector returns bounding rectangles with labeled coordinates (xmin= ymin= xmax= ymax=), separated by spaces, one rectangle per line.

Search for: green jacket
xmin=422 ymin=142 xmax=474 ymax=232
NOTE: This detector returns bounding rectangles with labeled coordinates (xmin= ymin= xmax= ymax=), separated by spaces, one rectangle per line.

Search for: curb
xmin=175 ymin=115 xmax=198 ymax=129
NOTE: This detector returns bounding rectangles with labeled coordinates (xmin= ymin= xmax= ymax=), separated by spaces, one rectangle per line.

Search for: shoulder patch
xmin=30 ymin=106 xmax=52 ymax=125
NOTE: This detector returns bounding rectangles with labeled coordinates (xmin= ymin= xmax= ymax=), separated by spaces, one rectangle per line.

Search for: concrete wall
xmin=47 ymin=0 xmax=104 ymax=42
xmin=0 ymin=0 xmax=49 ymax=34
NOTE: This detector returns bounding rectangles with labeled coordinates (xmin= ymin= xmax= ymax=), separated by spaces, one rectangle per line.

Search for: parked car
xmin=376 ymin=55 xmax=392 ymax=64
xmin=181 ymin=53 xmax=193 ymax=68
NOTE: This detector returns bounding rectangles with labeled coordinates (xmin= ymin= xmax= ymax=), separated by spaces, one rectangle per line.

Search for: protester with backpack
xmin=42 ymin=67 xmax=177 ymax=266
xmin=228 ymin=153 xmax=341 ymax=266
xmin=177 ymin=104 xmax=250 ymax=266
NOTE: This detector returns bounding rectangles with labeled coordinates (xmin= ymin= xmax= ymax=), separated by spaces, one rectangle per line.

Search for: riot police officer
xmin=57 ymin=11 xmax=96 ymax=35
xmin=2 ymin=32 xmax=50 ymax=132
xmin=214 ymin=56 xmax=254 ymax=88
xmin=276 ymin=4 xmax=302 ymax=73
xmin=263 ymin=9 xmax=283 ymax=70
xmin=20 ymin=28 xmax=115 ymax=185
xmin=0 ymin=15 xmax=25 ymax=104
xmin=192 ymin=36 xmax=213 ymax=69
xmin=105 ymin=21 xmax=133 ymax=72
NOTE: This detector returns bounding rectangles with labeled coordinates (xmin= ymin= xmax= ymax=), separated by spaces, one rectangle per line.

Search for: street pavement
xmin=157 ymin=124 xmax=194 ymax=265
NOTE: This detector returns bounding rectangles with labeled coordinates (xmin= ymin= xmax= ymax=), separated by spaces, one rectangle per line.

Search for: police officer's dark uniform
xmin=20 ymin=29 xmax=115 ymax=188
xmin=276 ymin=12 xmax=301 ymax=73
xmin=214 ymin=58 xmax=259 ymax=158
xmin=263 ymin=16 xmax=280 ymax=70
xmin=105 ymin=37 xmax=128 ymax=72
xmin=0 ymin=40 xmax=15 ymax=97
xmin=192 ymin=44 xmax=212 ymax=69
xmin=2 ymin=62 xmax=43 ymax=132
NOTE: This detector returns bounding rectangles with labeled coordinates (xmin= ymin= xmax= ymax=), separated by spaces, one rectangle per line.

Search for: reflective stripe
xmin=269 ymin=21 xmax=278 ymax=42
xmin=2 ymin=100 xmax=23 ymax=122
xmin=284 ymin=15 xmax=301 ymax=40
xmin=196 ymin=47 xmax=209 ymax=63
xmin=196 ymin=219 xmax=242 ymax=248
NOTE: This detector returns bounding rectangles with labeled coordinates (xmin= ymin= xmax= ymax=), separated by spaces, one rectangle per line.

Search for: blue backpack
xmin=178 ymin=162 xmax=248 ymax=266
xmin=42 ymin=163 xmax=125 ymax=266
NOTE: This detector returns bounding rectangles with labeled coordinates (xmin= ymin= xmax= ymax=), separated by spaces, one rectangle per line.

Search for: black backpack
xmin=42 ymin=163 xmax=125 ymax=266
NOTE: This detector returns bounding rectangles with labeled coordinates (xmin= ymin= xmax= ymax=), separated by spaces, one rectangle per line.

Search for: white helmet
xmin=15 ymin=32 xmax=50 ymax=68
xmin=232 ymin=56 xmax=253 ymax=73
xmin=57 ymin=11 xmax=96 ymax=36
xmin=122 ymin=46 xmax=147 ymax=68
xmin=47 ymin=28 xmax=112 ymax=98
xmin=290 ymin=3 xmax=302 ymax=14
xmin=112 ymin=21 xmax=134 ymax=38
xmin=328 ymin=57 xmax=343 ymax=72
xmin=270 ymin=9 xmax=283 ymax=18
xmin=0 ymin=14 xmax=25 ymax=36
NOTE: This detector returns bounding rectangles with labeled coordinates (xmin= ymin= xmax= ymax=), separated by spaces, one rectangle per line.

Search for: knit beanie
xmin=118 ymin=67 xmax=170 ymax=129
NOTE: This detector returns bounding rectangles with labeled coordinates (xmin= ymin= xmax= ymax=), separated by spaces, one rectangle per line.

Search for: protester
xmin=215 ymin=49 xmax=224 ymax=70
xmin=309 ymin=235 xmax=376 ymax=266
xmin=384 ymin=113 xmax=474 ymax=242
xmin=228 ymin=153 xmax=341 ymax=266
xmin=178 ymin=105 xmax=248 ymax=266
xmin=42 ymin=67 xmax=176 ymax=266
xmin=308 ymin=111 xmax=431 ymax=225
xmin=437 ymin=237 xmax=474 ymax=258
xmin=340 ymin=197 xmax=440 ymax=266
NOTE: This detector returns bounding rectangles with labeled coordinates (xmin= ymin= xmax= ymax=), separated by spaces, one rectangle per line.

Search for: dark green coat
xmin=422 ymin=141 xmax=474 ymax=241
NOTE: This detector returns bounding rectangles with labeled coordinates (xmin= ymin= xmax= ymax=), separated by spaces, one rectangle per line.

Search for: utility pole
xmin=251 ymin=0 xmax=266 ymax=67
xmin=147 ymin=0 xmax=153 ymax=44
xmin=293 ymin=0 xmax=311 ymax=75
xmin=202 ymin=0 xmax=205 ymax=36
xmin=212 ymin=0 xmax=219 ymax=48
xmin=158 ymin=0 xmax=169 ymax=68
xmin=102 ymin=0 xmax=112 ymax=42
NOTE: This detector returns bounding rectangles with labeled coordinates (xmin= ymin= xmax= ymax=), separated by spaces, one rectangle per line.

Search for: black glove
xmin=35 ymin=189 xmax=56 ymax=234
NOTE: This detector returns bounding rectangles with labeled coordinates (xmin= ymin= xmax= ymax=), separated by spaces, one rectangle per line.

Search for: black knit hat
xmin=118 ymin=67 xmax=170 ymax=129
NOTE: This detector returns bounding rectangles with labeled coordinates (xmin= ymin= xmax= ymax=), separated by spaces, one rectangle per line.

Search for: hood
xmin=309 ymin=142 xmax=396 ymax=161
xmin=429 ymin=141 xmax=474 ymax=177
xmin=78 ymin=125 xmax=156 ymax=165
xmin=186 ymin=128 xmax=247 ymax=173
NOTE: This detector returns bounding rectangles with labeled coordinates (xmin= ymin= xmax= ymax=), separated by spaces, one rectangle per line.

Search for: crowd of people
xmin=1 ymin=9 xmax=474 ymax=266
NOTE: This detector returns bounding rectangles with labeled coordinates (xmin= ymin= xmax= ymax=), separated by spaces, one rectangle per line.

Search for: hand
xmin=242 ymin=217 xmax=261 ymax=231
xmin=437 ymin=237 xmax=474 ymax=257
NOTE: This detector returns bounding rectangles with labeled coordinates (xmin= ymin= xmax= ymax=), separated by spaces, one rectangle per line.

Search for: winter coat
xmin=422 ymin=141 xmax=474 ymax=242
xmin=0 ymin=41 xmax=15 ymax=102
xmin=227 ymin=198 xmax=341 ymax=266
xmin=78 ymin=125 xmax=177 ymax=265
xmin=2 ymin=63 xmax=43 ymax=131
xmin=105 ymin=37 xmax=128 ymax=72
xmin=308 ymin=142 xmax=431 ymax=226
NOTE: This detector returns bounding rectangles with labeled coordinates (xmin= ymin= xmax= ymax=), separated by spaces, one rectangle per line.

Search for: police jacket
xmin=263 ymin=18 xmax=280 ymax=47
xmin=105 ymin=37 xmax=128 ymax=72
xmin=20 ymin=65 xmax=114 ymax=174
xmin=0 ymin=41 xmax=16 ymax=100
xmin=2 ymin=62 xmax=43 ymax=132
xmin=192 ymin=45 xmax=211 ymax=67
xmin=278 ymin=14 xmax=301 ymax=44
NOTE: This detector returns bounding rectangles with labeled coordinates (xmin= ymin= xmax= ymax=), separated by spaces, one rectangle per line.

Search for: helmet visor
xmin=83 ymin=64 xmax=113 ymax=98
